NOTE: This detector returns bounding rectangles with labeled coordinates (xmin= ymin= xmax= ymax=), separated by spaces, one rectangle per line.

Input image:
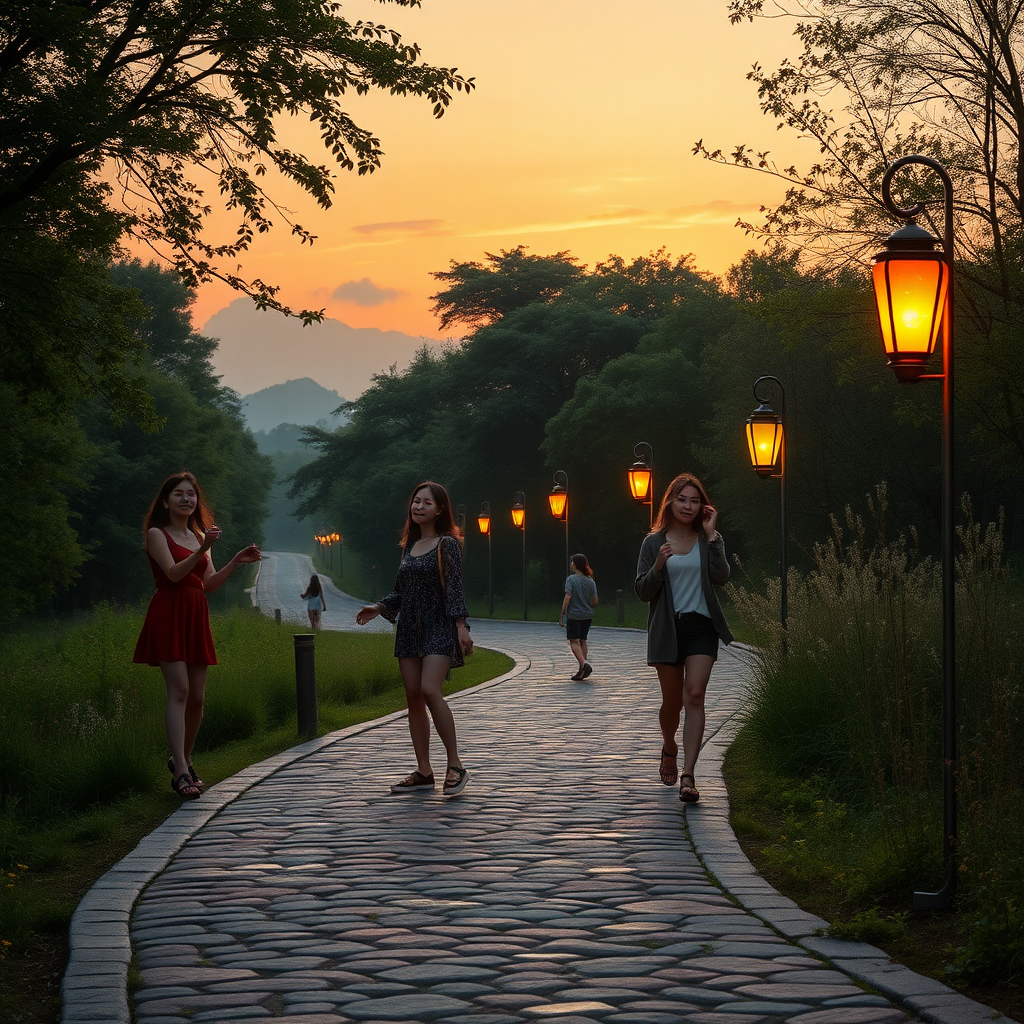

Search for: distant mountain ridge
xmin=241 ymin=378 xmax=348 ymax=434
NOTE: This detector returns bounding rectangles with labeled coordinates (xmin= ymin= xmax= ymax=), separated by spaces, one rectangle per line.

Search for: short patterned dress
xmin=133 ymin=529 xmax=218 ymax=667
xmin=378 ymin=535 xmax=469 ymax=667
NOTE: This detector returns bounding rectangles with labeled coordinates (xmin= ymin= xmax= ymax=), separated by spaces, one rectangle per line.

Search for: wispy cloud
xmin=331 ymin=278 xmax=405 ymax=306
xmin=353 ymin=219 xmax=450 ymax=238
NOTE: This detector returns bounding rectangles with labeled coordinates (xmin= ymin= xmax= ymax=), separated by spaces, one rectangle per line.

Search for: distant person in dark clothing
xmin=558 ymin=553 xmax=598 ymax=680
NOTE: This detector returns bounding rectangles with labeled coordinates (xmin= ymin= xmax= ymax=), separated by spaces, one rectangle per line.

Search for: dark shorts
xmin=566 ymin=618 xmax=592 ymax=641
xmin=671 ymin=612 xmax=719 ymax=663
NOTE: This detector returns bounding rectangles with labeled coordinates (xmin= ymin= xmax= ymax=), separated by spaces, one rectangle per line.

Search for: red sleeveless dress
xmin=133 ymin=529 xmax=218 ymax=667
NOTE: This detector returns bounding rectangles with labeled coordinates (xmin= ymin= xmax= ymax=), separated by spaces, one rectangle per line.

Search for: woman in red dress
xmin=134 ymin=472 xmax=261 ymax=799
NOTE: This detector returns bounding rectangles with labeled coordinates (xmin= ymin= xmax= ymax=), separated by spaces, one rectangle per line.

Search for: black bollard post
xmin=294 ymin=634 xmax=317 ymax=739
xmin=616 ymin=589 xmax=625 ymax=625
xmin=274 ymin=608 xmax=281 ymax=625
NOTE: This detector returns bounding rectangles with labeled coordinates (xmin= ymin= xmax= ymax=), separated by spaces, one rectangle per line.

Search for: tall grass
xmin=1 ymin=606 xmax=447 ymax=830
xmin=729 ymin=484 xmax=1024 ymax=983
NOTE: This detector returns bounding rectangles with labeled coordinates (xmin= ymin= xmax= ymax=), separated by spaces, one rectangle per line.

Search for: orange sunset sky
xmin=192 ymin=0 xmax=815 ymax=397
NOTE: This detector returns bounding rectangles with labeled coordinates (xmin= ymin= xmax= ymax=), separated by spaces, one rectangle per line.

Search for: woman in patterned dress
xmin=134 ymin=472 xmax=262 ymax=799
xmin=356 ymin=481 xmax=473 ymax=795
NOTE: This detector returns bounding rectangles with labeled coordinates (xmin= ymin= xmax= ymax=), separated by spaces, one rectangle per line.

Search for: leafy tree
xmin=430 ymin=246 xmax=585 ymax=331
xmin=579 ymin=249 xmax=711 ymax=323
xmin=0 ymin=0 xmax=474 ymax=316
xmin=109 ymin=259 xmax=240 ymax=413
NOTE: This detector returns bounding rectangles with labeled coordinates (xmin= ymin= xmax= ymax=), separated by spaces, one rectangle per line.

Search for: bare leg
xmin=680 ymin=654 xmax=715 ymax=787
xmin=312 ymin=610 xmax=322 ymax=630
xmin=580 ymin=636 xmax=589 ymax=663
xmin=308 ymin=611 xmax=316 ymax=629
xmin=160 ymin=661 xmax=191 ymax=778
xmin=399 ymin=657 xmax=434 ymax=776
xmin=568 ymin=638 xmax=586 ymax=671
xmin=418 ymin=655 xmax=463 ymax=776
xmin=399 ymin=655 xmax=462 ymax=777
xmin=182 ymin=664 xmax=208 ymax=766
xmin=655 ymin=664 xmax=685 ymax=756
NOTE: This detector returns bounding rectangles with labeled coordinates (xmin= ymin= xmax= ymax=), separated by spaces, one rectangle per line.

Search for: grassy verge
xmin=724 ymin=729 xmax=1023 ymax=1022
xmin=0 ymin=606 xmax=513 ymax=1024
xmin=723 ymin=487 xmax=1023 ymax=1022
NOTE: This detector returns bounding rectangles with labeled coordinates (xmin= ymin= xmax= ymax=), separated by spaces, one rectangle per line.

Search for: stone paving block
xmin=342 ymin=993 xmax=474 ymax=1019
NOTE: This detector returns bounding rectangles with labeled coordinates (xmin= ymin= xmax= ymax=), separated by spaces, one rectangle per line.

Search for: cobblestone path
xmin=62 ymin=553 xmax=1015 ymax=1024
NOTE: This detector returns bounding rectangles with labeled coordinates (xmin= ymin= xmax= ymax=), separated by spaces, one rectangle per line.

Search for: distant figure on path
xmin=355 ymin=481 xmax=472 ymax=796
xmin=635 ymin=473 xmax=733 ymax=803
xmin=301 ymin=574 xmax=326 ymax=630
xmin=558 ymin=553 xmax=598 ymax=680
xmin=133 ymin=472 xmax=261 ymax=800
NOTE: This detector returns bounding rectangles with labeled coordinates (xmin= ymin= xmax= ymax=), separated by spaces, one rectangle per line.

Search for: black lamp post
xmin=548 ymin=470 xmax=569 ymax=577
xmin=745 ymin=376 xmax=787 ymax=629
xmin=477 ymin=502 xmax=493 ymax=616
xmin=511 ymin=491 xmax=527 ymax=620
xmin=873 ymin=154 xmax=956 ymax=909
xmin=628 ymin=442 xmax=654 ymax=529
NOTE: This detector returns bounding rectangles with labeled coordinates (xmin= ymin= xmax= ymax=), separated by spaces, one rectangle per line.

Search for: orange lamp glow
xmin=746 ymin=406 xmax=784 ymax=477
xmin=872 ymin=222 xmax=947 ymax=381
xmin=477 ymin=512 xmax=490 ymax=535
xmin=548 ymin=489 xmax=567 ymax=519
xmin=628 ymin=464 xmax=652 ymax=502
xmin=511 ymin=500 xmax=525 ymax=529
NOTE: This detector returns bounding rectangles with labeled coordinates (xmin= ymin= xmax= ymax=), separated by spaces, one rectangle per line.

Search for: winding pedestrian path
xmin=62 ymin=553 xmax=1017 ymax=1024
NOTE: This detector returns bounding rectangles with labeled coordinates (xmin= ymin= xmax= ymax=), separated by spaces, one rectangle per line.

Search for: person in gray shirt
xmin=559 ymin=553 xmax=599 ymax=680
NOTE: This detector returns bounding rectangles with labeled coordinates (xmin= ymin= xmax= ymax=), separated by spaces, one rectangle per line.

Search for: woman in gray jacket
xmin=635 ymin=473 xmax=733 ymax=803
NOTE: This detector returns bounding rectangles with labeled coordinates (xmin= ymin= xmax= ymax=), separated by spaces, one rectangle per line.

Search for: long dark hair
xmin=399 ymin=481 xmax=460 ymax=548
xmin=301 ymin=574 xmax=323 ymax=599
xmin=570 ymin=553 xmax=594 ymax=578
xmin=651 ymin=472 xmax=711 ymax=534
xmin=142 ymin=471 xmax=213 ymax=542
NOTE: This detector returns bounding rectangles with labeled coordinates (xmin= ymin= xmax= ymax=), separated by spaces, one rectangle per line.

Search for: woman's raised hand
xmin=236 ymin=544 xmax=261 ymax=563
xmin=356 ymin=604 xmax=381 ymax=625
xmin=703 ymin=504 xmax=718 ymax=537
xmin=654 ymin=541 xmax=674 ymax=572
xmin=200 ymin=525 xmax=222 ymax=552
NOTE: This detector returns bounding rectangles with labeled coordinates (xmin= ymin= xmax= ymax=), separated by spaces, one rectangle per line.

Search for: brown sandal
xmin=659 ymin=748 xmax=678 ymax=786
xmin=679 ymin=773 xmax=700 ymax=803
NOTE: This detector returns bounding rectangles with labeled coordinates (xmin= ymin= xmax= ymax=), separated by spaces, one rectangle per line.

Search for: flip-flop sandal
xmin=171 ymin=773 xmax=201 ymax=800
xmin=443 ymin=766 xmax=469 ymax=796
xmin=679 ymin=773 xmax=700 ymax=803
xmin=168 ymin=757 xmax=205 ymax=791
xmin=659 ymin=748 xmax=679 ymax=786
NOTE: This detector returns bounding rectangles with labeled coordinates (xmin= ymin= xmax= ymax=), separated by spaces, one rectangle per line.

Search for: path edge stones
xmin=59 ymin=647 xmax=530 ymax=1024
xmin=688 ymin=667 xmax=1019 ymax=1024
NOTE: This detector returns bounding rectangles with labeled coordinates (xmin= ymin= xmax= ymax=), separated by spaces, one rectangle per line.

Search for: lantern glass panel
xmin=477 ymin=515 xmax=490 ymax=535
xmin=628 ymin=466 xmax=652 ymax=501
xmin=548 ymin=491 xmax=567 ymax=518
xmin=872 ymin=257 xmax=947 ymax=357
xmin=746 ymin=420 xmax=782 ymax=469
xmin=511 ymin=507 xmax=525 ymax=529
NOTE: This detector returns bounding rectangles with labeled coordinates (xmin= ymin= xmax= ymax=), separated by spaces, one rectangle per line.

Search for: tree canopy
xmin=1 ymin=0 xmax=474 ymax=317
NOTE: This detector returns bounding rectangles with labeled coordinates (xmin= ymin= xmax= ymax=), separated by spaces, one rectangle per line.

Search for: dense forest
xmin=287 ymin=244 xmax=1024 ymax=607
